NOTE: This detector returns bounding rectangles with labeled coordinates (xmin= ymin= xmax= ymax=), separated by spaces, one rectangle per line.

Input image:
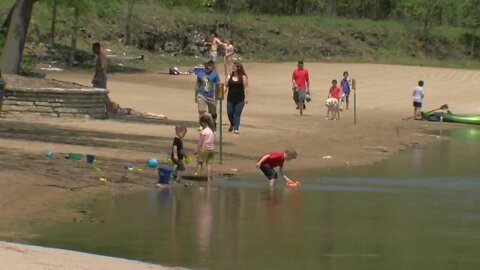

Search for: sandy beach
xmin=1 ymin=62 xmax=479 ymax=269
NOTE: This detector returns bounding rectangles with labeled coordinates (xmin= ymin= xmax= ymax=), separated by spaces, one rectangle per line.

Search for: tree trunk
xmin=124 ymin=0 xmax=135 ymax=45
xmin=1 ymin=4 xmax=16 ymax=35
xmin=50 ymin=0 xmax=57 ymax=47
xmin=0 ymin=0 xmax=35 ymax=74
xmin=471 ymin=27 xmax=477 ymax=58
xmin=69 ymin=6 xmax=79 ymax=66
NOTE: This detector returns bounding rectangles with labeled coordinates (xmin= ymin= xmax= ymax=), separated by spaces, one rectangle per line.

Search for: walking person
xmin=224 ymin=62 xmax=248 ymax=134
xmin=207 ymin=31 xmax=222 ymax=63
xmin=412 ymin=80 xmax=425 ymax=120
xmin=292 ymin=60 xmax=310 ymax=116
xmin=91 ymin=42 xmax=107 ymax=89
xmin=91 ymin=42 xmax=112 ymax=114
xmin=340 ymin=71 xmax=351 ymax=110
xmin=195 ymin=60 xmax=220 ymax=130
xmin=222 ymin=39 xmax=235 ymax=76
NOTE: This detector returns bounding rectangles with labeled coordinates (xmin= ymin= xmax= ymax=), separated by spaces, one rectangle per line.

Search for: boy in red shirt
xmin=327 ymin=79 xmax=342 ymax=120
xmin=256 ymin=148 xmax=297 ymax=187
xmin=328 ymin=79 xmax=341 ymax=100
xmin=292 ymin=60 xmax=310 ymax=116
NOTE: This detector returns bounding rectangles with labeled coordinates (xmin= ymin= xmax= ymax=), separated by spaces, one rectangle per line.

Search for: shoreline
xmin=0 ymin=241 xmax=185 ymax=270
xmin=1 ymin=62 xmax=478 ymax=269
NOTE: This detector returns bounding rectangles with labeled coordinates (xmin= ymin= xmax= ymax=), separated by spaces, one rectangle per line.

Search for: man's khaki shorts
xmin=197 ymin=95 xmax=217 ymax=115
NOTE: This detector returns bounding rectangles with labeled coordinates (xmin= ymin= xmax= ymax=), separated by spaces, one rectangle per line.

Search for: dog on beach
xmin=325 ymin=98 xmax=340 ymax=120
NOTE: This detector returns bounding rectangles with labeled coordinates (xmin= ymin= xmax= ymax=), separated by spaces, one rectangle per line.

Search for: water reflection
xmin=31 ymin=128 xmax=480 ymax=270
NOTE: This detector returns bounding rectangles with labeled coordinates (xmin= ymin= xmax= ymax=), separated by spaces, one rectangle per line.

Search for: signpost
xmin=215 ymin=83 xmax=224 ymax=164
xmin=352 ymin=78 xmax=357 ymax=125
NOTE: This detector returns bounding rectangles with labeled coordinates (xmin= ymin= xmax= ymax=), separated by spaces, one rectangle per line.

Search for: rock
xmin=268 ymin=29 xmax=281 ymax=35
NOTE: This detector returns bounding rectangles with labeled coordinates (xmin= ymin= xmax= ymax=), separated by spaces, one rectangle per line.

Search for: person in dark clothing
xmin=224 ymin=62 xmax=249 ymax=134
xmin=171 ymin=125 xmax=187 ymax=180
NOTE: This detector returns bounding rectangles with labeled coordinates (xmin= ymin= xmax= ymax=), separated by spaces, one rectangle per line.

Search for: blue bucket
xmin=158 ymin=167 xmax=173 ymax=184
xmin=86 ymin=154 xmax=95 ymax=164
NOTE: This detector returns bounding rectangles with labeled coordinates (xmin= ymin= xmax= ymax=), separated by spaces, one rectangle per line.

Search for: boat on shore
xmin=422 ymin=111 xmax=480 ymax=125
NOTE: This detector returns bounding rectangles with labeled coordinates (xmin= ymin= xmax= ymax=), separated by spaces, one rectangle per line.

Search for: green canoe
xmin=422 ymin=111 xmax=480 ymax=125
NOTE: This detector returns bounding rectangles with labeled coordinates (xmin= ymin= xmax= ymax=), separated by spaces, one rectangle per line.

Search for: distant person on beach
xmin=222 ymin=39 xmax=235 ymax=76
xmin=206 ymin=32 xmax=222 ymax=63
xmin=195 ymin=60 xmax=220 ymax=129
xmin=171 ymin=125 xmax=187 ymax=181
xmin=168 ymin=67 xmax=193 ymax=75
xmin=292 ymin=60 xmax=310 ymax=116
xmin=256 ymin=148 xmax=297 ymax=187
xmin=326 ymin=79 xmax=341 ymax=120
xmin=92 ymin=42 xmax=107 ymax=89
xmin=340 ymin=71 xmax=351 ymax=110
xmin=413 ymin=80 xmax=425 ymax=120
xmin=91 ymin=42 xmax=112 ymax=114
xmin=195 ymin=115 xmax=215 ymax=182
xmin=225 ymin=62 xmax=248 ymax=134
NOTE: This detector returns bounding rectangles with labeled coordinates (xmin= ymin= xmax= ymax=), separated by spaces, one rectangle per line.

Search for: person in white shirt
xmin=412 ymin=80 xmax=425 ymax=120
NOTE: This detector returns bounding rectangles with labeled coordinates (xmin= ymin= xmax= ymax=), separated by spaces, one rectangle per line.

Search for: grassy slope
xmin=1 ymin=1 xmax=479 ymax=72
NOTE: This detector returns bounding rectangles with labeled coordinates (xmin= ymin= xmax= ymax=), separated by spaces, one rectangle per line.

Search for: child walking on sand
xmin=256 ymin=148 xmax=297 ymax=187
xmin=195 ymin=115 xmax=215 ymax=181
xmin=171 ymin=125 xmax=187 ymax=181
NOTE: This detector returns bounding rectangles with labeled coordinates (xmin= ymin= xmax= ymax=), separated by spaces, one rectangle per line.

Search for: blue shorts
xmin=260 ymin=166 xmax=278 ymax=180
xmin=413 ymin=101 xmax=422 ymax=108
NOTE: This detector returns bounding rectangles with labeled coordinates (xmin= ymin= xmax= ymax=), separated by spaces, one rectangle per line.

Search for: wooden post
xmin=216 ymin=83 xmax=224 ymax=164
xmin=352 ymin=78 xmax=357 ymax=125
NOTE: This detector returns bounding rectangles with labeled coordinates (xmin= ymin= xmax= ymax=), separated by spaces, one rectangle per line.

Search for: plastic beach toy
xmin=45 ymin=151 xmax=54 ymax=158
xmin=286 ymin=179 xmax=301 ymax=187
xmin=66 ymin=153 xmax=82 ymax=160
xmin=147 ymin=158 xmax=158 ymax=168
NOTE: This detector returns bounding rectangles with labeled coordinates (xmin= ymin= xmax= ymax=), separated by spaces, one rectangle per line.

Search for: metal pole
xmin=216 ymin=82 xmax=224 ymax=164
xmin=219 ymin=98 xmax=223 ymax=164
xmin=352 ymin=78 xmax=357 ymax=125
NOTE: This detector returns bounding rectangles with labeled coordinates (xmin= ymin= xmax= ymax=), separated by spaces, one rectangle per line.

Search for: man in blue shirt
xmin=195 ymin=60 xmax=220 ymax=129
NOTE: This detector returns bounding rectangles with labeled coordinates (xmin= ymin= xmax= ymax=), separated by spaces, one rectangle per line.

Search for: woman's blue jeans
xmin=227 ymin=100 xmax=245 ymax=130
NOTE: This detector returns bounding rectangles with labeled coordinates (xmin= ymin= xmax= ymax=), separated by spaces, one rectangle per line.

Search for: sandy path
xmin=1 ymin=62 xmax=479 ymax=269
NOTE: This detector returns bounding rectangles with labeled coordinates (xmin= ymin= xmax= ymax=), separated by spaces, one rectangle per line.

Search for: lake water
xmin=32 ymin=128 xmax=480 ymax=269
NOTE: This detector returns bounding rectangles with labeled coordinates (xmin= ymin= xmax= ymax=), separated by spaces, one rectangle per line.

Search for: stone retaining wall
xmin=2 ymin=87 xmax=108 ymax=119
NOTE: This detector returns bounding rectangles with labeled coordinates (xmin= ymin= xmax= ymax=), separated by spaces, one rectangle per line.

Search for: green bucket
xmin=66 ymin=153 xmax=82 ymax=160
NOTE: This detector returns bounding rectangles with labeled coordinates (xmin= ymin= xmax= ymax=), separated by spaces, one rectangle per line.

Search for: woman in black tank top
xmin=224 ymin=62 xmax=249 ymax=134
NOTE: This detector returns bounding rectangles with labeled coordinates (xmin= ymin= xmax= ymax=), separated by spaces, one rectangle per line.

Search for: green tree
xmin=462 ymin=0 xmax=480 ymax=57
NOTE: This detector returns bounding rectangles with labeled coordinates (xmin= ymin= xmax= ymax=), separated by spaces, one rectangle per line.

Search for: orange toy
xmin=286 ymin=179 xmax=301 ymax=187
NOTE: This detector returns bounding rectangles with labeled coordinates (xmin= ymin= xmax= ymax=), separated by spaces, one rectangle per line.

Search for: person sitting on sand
xmin=108 ymin=100 xmax=167 ymax=119
xmin=169 ymin=67 xmax=193 ymax=75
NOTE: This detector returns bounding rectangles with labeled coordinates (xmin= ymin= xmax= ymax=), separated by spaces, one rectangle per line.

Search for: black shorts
xmin=260 ymin=166 xmax=278 ymax=180
xmin=174 ymin=159 xmax=185 ymax=171
xmin=413 ymin=101 xmax=422 ymax=108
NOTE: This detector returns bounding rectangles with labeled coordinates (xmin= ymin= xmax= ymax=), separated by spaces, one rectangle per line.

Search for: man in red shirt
xmin=256 ymin=148 xmax=297 ymax=187
xmin=292 ymin=60 xmax=310 ymax=116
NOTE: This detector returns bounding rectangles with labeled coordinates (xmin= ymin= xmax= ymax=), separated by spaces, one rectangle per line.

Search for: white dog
xmin=325 ymin=98 xmax=340 ymax=120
